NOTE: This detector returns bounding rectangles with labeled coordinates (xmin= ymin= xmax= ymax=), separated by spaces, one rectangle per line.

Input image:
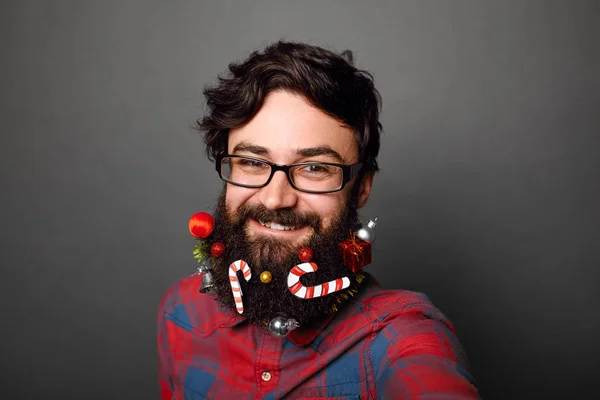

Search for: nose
xmin=257 ymin=170 xmax=298 ymax=210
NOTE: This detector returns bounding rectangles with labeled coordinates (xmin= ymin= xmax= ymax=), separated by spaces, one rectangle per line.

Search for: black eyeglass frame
xmin=215 ymin=153 xmax=364 ymax=194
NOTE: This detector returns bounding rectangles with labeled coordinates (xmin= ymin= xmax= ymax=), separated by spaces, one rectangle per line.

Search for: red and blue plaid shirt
xmin=157 ymin=273 xmax=479 ymax=399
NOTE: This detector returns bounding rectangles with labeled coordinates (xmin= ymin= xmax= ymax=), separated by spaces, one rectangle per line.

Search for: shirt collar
xmin=286 ymin=311 xmax=337 ymax=347
xmin=286 ymin=274 xmax=377 ymax=346
xmin=220 ymin=308 xmax=337 ymax=347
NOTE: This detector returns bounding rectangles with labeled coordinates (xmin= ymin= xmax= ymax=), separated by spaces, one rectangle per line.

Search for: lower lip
xmin=248 ymin=218 xmax=310 ymax=237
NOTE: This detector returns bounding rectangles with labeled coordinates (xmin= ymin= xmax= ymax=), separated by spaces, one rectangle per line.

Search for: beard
xmin=207 ymin=186 xmax=362 ymax=328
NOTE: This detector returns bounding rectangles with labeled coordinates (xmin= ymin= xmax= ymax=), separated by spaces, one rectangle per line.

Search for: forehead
xmin=227 ymin=90 xmax=358 ymax=162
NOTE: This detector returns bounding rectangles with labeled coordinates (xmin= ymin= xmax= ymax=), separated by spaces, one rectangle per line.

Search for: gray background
xmin=1 ymin=1 xmax=599 ymax=399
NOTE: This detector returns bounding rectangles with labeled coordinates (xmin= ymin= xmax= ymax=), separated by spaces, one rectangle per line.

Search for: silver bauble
xmin=268 ymin=316 xmax=300 ymax=337
xmin=356 ymin=217 xmax=378 ymax=243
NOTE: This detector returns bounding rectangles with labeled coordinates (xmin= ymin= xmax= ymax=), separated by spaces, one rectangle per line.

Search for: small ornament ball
xmin=260 ymin=271 xmax=272 ymax=284
xmin=356 ymin=218 xmax=378 ymax=243
xmin=189 ymin=212 xmax=214 ymax=238
xmin=268 ymin=316 xmax=299 ymax=337
xmin=210 ymin=242 xmax=225 ymax=257
xmin=298 ymin=247 xmax=314 ymax=263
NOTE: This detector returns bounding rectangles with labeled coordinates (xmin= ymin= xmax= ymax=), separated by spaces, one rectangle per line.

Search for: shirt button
xmin=261 ymin=371 xmax=272 ymax=382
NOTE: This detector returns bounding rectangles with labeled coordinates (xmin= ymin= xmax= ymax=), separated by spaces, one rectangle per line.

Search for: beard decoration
xmin=203 ymin=187 xmax=366 ymax=330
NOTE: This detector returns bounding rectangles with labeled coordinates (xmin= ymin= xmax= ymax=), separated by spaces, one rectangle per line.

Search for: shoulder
xmin=350 ymin=280 xmax=456 ymax=334
xmin=158 ymin=274 xmax=197 ymax=312
xmin=348 ymin=280 xmax=468 ymax=361
xmin=353 ymin=282 xmax=479 ymax=396
xmin=157 ymin=273 xmax=238 ymax=335
xmin=350 ymin=280 xmax=470 ymax=368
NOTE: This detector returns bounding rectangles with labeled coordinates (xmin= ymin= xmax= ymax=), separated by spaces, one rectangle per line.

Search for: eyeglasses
xmin=215 ymin=154 xmax=363 ymax=194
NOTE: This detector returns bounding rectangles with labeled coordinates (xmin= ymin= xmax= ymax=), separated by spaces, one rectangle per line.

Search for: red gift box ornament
xmin=338 ymin=218 xmax=377 ymax=273
xmin=339 ymin=232 xmax=372 ymax=273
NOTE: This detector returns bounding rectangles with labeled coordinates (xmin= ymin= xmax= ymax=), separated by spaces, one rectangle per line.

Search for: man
xmin=157 ymin=41 xmax=479 ymax=399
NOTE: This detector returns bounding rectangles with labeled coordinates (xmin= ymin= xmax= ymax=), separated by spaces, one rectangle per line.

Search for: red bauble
xmin=188 ymin=212 xmax=214 ymax=238
xmin=298 ymin=247 xmax=314 ymax=263
xmin=210 ymin=242 xmax=225 ymax=257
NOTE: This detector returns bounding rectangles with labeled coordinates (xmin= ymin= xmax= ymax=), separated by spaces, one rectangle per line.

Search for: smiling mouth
xmin=257 ymin=220 xmax=301 ymax=231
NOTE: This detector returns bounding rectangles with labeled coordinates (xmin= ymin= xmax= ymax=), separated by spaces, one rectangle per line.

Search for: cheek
xmin=225 ymin=185 xmax=258 ymax=213
xmin=302 ymin=192 xmax=349 ymax=227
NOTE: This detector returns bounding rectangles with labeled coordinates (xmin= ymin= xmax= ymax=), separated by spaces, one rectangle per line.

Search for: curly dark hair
xmin=197 ymin=40 xmax=382 ymax=173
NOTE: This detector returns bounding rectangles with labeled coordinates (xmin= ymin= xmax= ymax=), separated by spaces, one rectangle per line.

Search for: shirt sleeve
xmin=157 ymin=286 xmax=175 ymax=400
xmin=375 ymin=299 xmax=480 ymax=399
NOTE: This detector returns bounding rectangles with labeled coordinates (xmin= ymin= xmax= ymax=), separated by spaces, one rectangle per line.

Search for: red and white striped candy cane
xmin=229 ymin=260 xmax=252 ymax=314
xmin=287 ymin=262 xmax=350 ymax=299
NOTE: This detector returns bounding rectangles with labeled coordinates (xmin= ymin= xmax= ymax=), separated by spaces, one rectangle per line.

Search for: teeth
xmin=259 ymin=220 xmax=298 ymax=231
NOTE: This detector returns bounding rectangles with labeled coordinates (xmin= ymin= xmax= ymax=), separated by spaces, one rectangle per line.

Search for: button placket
xmin=255 ymin=330 xmax=283 ymax=395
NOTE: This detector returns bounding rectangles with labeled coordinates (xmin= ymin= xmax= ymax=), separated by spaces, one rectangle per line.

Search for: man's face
xmin=208 ymin=90 xmax=373 ymax=326
xmin=225 ymin=90 xmax=370 ymax=256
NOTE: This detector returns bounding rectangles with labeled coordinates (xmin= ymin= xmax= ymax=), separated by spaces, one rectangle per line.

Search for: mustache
xmin=234 ymin=203 xmax=321 ymax=230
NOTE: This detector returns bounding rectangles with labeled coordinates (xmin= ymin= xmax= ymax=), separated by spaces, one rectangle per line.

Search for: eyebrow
xmin=232 ymin=142 xmax=270 ymax=156
xmin=297 ymin=146 xmax=344 ymax=163
xmin=232 ymin=142 xmax=344 ymax=163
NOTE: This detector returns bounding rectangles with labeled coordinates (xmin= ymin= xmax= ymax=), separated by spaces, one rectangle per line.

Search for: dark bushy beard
xmin=208 ymin=187 xmax=361 ymax=328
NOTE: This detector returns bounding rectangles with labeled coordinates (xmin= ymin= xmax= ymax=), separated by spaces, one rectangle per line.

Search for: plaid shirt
xmin=157 ymin=273 xmax=479 ymax=399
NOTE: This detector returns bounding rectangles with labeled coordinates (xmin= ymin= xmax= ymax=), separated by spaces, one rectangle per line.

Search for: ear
xmin=356 ymin=172 xmax=374 ymax=208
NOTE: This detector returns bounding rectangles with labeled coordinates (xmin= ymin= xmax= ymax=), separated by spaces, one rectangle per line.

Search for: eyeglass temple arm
xmin=347 ymin=163 xmax=364 ymax=182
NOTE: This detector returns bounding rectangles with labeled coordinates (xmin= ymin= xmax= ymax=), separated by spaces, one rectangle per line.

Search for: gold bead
xmin=259 ymin=271 xmax=272 ymax=283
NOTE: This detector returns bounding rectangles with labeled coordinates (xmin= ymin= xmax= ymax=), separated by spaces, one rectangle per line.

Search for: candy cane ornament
xmin=287 ymin=262 xmax=350 ymax=299
xmin=229 ymin=260 xmax=252 ymax=314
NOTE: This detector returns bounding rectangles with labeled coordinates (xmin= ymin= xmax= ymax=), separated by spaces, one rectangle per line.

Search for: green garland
xmin=192 ymin=239 xmax=212 ymax=266
xmin=330 ymin=272 xmax=366 ymax=313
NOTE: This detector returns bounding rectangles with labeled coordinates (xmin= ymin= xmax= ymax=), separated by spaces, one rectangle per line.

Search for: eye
xmin=233 ymin=158 xmax=270 ymax=173
xmin=239 ymin=159 xmax=264 ymax=168
xmin=295 ymin=164 xmax=339 ymax=179
xmin=304 ymin=165 xmax=329 ymax=173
